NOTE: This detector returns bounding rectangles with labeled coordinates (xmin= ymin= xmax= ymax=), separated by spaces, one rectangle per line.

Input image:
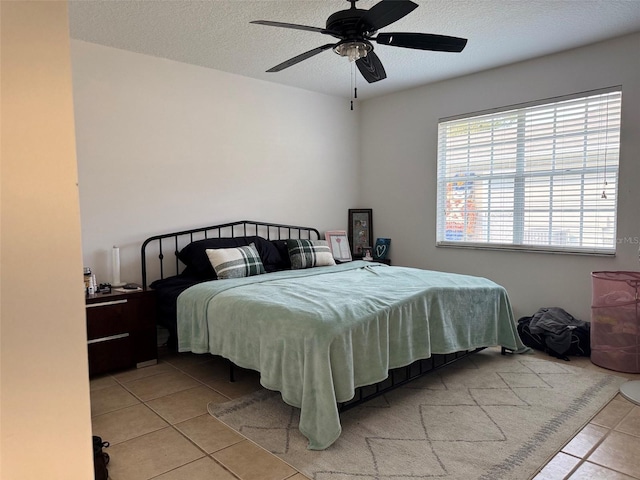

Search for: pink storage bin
xmin=591 ymin=271 xmax=640 ymax=373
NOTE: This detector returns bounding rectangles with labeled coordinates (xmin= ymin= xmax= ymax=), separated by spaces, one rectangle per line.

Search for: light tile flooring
xmin=532 ymin=354 xmax=640 ymax=480
xmin=90 ymin=346 xmax=640 ymax=480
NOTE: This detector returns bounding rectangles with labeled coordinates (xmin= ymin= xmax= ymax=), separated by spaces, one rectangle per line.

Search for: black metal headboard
xmin=140 ymin=220 xmax=321 ymax=289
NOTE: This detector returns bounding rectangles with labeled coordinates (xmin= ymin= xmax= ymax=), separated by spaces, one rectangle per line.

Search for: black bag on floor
xmin=93 ymin=435 xmax=110 ymax=480
xmin=517 ymin=307 xmax=591 ymax=361
xmin=517 ymin=316 xmax=546 ymax=351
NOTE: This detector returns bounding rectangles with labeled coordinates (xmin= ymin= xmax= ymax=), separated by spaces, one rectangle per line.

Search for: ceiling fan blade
xmin=376 ymin=33 xmax=468 ymax=52
xmin=357 ymin=0 xmax=418 ymax=32
xmin=356 ymin=51 xmax=387 ymax=83
xmin=266 ymin=44 xmax=336 ymax=72
xmin=251 ymin=20 xmax=335 ymax=35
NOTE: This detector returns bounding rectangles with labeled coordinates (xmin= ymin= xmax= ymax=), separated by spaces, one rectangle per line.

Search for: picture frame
xmin=348 ymin=208 xmax=373 ymax=258
xmin=324 ymin=230 xmax=352 ymax=262
xmin=373 ymin=237 xmax=391 ymax=260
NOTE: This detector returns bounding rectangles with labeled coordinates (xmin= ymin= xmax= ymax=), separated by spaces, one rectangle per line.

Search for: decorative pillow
xmin=286 ymin=239 xmax=336 ymax=270
xmin=178 ymin=236 xmax=283 ymax=279
xmin=205 ymin=243 xmax=266 ymax=279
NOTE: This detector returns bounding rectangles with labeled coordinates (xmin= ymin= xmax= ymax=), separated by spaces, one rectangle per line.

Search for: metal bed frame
xmin=141 ymin=220 xmax=320 ymax=290
xmin=338 ymin=348 xmax=488 ymax=412
xmin=141 ymin=220 xmax=511 ymax=410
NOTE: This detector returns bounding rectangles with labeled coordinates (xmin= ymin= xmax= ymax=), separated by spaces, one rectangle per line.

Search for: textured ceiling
xmin=68 ymin=0 xmax=640 ymax=100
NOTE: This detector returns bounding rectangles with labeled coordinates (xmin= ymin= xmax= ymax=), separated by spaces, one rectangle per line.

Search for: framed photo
xmin=348 ymin=208 xmax=373 ymax=258
xmin=374 ymin=238 xmax=391 ymax=260
xmin=325 ymin=230 xmax=352 ymax=262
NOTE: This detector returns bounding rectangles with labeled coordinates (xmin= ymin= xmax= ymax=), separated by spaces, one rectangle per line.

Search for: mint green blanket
xmin=177 ymin=261 xmax=525 ymax=449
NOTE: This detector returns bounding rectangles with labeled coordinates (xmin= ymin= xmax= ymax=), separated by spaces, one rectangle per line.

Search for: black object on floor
xmin=93 ymin=435 xmax=110 ymax=480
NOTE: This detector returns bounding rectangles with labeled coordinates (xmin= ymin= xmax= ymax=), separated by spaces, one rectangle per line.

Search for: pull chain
xmin=354 ymin=68 xmax=358 ymax=100
xmin=351 ymin=62 xmax=358 ymax=111
xmin=601 ymin=99 xmax=610 ymax=199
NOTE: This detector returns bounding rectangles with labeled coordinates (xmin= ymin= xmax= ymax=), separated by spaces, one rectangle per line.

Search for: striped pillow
xmin=286 ymin=239 xmax=336 ymax=269
xmin=205 ymin=243 xmax=266 ymax=279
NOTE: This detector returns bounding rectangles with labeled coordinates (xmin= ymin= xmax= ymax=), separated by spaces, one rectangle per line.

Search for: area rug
xmin=208 ymin=350 xmax=626 ymax=480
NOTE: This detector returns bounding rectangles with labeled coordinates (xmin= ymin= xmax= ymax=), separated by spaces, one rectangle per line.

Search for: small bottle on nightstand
xmin=83 ymin=267 xmax=92 ymax=294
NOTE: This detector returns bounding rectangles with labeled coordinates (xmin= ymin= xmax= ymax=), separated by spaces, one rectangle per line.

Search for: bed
xmin=142 ymin=220 xmax=526 ymax=450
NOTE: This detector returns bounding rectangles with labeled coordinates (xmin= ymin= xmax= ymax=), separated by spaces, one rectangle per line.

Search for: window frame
xmin=435 ymin=87 xmax=622 ymax=256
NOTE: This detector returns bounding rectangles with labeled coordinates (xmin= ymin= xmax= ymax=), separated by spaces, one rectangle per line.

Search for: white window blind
xmin=436 ymin=89 xmax=621 ymax=255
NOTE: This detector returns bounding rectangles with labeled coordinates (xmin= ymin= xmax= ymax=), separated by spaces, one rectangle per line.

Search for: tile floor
xmin=532 ymin=354 xmax=640 ymax=480
xmin=90 ymin=346 xmax=640 ymax=480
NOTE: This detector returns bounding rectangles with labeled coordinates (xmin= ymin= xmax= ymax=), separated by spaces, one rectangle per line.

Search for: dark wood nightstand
xmin=85 ymin=289 xmax=157 ymax=377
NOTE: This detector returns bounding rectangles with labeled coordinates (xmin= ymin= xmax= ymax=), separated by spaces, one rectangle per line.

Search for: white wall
xmin=0 ymin=2 xmax=93 ymax=478
xmin=71 ymin=41 xmax=360 ymax=286
xmin=360 ymin=33 xmax=640 ymax=321
xmin=71 ymin=32 xmax=639 ymax=321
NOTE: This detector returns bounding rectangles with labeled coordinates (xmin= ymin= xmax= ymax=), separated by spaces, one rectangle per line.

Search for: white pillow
xmin=205 ymin=243 xmax=266 ymax=279
xmin=286 ymin=239 xmax=336 ymax=269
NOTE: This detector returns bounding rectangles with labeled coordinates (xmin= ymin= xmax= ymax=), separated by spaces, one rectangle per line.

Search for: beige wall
xmin=360 ymin=33 xmax=640 ymax=322
xmin=0 ymin=2 xmax=93 ymax=478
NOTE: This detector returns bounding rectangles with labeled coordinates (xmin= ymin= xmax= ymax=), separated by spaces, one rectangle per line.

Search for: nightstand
xmin=85 ymin=289 xmax=157 ymax=376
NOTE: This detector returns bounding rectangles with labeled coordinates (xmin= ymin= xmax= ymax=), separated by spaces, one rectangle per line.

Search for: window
xmin=436 ymin=88 xmax=621 ymax=255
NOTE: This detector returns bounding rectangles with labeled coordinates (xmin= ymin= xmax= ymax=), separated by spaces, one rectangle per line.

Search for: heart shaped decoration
xmin=375 ymin=244 xmax=387 ymax=259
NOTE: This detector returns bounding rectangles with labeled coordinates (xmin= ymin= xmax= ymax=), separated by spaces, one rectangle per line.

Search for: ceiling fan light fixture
xmin=252 ymin=0 xmax=467 ymax=83
xmin=333 ymin=41 xmax=371 ymax=62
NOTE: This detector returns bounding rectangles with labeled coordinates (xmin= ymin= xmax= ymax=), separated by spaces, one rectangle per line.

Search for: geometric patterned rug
xmin=209 ymin=350 xmax=626 ymax=479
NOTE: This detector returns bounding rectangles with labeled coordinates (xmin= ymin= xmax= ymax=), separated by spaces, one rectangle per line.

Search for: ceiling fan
xmin=251 ymin=0 xmax=468 ymax=84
